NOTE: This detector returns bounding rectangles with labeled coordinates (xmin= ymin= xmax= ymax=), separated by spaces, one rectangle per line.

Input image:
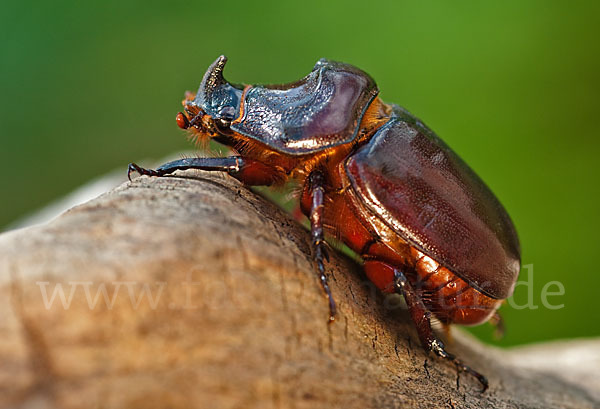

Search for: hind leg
xmin=363 ymin=260 xmax=489 ymax=392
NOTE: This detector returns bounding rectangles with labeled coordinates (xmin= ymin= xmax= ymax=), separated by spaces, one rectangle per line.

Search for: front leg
xmin=306 ymin=171 xmax=337 ymax=323
xmin=128 ymin=156 xmax=280 ymax=186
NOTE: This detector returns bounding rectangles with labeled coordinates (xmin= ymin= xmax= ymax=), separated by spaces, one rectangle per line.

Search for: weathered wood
xmin=0 ymin=170 xmax=597 ymax=409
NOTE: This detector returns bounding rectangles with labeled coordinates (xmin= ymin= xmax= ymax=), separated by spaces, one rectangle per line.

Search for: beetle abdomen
xmin=345 ymin=106 xmax=521 ymax=300
xmin=322 ymin=191 xmax=500 ymax=325
xmin=407 ymin=248 xmax=500 ymax=325
xmin=362 ymin=252 xmax=500 ymax=326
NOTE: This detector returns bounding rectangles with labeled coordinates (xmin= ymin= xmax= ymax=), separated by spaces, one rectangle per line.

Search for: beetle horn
xmin=193 ymin=55 xmax=243 ymax=119
xmin=199 ymin=55 xmax=229 ymax=94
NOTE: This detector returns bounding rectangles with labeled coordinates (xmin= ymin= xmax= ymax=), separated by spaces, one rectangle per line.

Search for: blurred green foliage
xmin=1 ymin=0 xmax=599 ymax=347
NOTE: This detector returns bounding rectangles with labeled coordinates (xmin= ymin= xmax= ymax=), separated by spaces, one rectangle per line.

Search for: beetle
xmin=128 ymin=56 xmax=521 ymax=391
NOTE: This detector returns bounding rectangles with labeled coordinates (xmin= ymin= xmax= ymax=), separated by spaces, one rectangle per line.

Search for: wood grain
xmin=0 ymin=171 xmax=597 ymax=409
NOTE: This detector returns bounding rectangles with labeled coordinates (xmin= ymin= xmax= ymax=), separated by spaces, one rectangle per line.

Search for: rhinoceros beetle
xmin=128 ymin=56 xmax=521 ymax=391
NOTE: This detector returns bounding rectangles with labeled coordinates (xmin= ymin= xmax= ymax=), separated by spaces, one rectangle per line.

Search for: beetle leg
xmin=128 ymin=157 xmax=279 ymax=186
xmin=393 ymin=269 xmax=489 ymax=392
xmin=128 ymin=157 xmax=241 ymax=180
xmin=308 ymin=171 xmax=337 ymax=323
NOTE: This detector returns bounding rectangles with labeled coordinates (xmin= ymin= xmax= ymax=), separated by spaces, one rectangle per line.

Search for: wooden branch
xmin=0 ymin=170 xmax=598 ymax=409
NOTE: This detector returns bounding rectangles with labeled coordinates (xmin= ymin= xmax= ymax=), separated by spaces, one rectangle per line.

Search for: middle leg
xmin=306 ymin=170 xmax=336 ymax=323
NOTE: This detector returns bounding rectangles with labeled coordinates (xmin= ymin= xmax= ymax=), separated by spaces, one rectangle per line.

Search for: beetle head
xmin=177 ymin=56 xmax=243 ymax=140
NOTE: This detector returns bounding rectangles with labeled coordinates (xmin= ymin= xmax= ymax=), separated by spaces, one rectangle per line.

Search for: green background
xmin=1 ymin=0 xmax=599 ymax=347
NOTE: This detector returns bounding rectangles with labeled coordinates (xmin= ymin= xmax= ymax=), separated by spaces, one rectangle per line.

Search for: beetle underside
xmin=128 ymin=55 xmax=521 ymax=393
